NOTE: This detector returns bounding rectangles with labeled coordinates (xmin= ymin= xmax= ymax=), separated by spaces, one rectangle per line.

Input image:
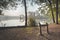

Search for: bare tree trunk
xmin=56 ymin=0 xmax=58 ymax=24
xmin=0 ymin=10 xmax=2 ymax=15
xmin=24 ymin=0 xmax=27 ymax=26
xmin=50 ymin=4 xmax=55 ymax=23
xmin=48 ymin=0 xmax=55 ymax=23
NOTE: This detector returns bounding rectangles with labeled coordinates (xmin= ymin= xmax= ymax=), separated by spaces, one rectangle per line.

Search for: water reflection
xmin=0 ymin=15 xmax=25 ymax=27
xmin=0 ymin=19 xmax=25 ymax=27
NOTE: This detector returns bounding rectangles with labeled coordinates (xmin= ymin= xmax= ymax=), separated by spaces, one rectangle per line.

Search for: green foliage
xmin=28 ymin=17 xmax=36 ymax=26
xmin=0 ymin=0 xmax=15 ymax=15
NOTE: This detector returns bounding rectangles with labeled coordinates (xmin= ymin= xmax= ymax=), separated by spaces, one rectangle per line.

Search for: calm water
xmin=0 ymin=15 xmax=52 ymax=27
xmin=0 ymin=19 xmax=25 ymax=27
xmin=0 ymin=19 xmax=52 ymax=27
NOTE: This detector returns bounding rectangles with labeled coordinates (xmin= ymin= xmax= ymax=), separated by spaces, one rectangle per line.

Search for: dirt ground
xmin=0 ymin=23 xmax=60 ymax=40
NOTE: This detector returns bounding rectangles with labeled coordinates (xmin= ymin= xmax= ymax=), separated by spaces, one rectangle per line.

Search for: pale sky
xmin=2 ymin=1 xmax=39 ymax=16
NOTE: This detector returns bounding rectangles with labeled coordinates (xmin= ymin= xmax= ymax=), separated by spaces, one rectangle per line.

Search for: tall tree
xmin=24 ymin=0 xmax=27 ymax=26
xmin=47 ymin=0 xmax=55 ymax=23
xmin=56 ymin=0 xmax=58 ymax=24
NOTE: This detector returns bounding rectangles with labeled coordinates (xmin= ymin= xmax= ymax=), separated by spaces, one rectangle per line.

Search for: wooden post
xmin=39 ymin=23 xmax=42 ymax=35
xmin=39 ymin=23 xmax=49 ymax=35
xmin=46 ymin=23 xmax=49 ymax=33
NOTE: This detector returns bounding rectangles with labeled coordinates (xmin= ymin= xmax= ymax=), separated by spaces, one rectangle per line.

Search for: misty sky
xmin=2 ymin=0 xmax=39 ymax=16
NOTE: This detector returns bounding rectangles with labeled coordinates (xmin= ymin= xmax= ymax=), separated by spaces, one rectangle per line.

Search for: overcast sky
xmin=2 ymin=1 xmax=39 ymax=16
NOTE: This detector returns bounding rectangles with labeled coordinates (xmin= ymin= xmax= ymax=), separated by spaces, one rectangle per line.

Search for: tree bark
xmin=56 ymin=0 xmax=58 ymax=24
xmin=50 ymin=4 xmax=55 ymax=23
xmin=48 ymin=0 xmax=55 ymax=23
xmin=24 ymin=0 xmax=27 ymax=26
xmin=0 ymin=10 xmax=2 ymax=15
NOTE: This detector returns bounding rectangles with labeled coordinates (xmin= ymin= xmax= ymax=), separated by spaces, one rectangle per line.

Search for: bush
xmin=28 ymin=17 xmax=36 ymax=26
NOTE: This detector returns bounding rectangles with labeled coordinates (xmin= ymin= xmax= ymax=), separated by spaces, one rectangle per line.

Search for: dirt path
xmin=0 ymin=23 xmax=60 ymax=40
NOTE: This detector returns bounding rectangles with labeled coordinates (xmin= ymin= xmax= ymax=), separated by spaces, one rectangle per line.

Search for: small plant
xmin=28 ymin=17 xmax=36 ymax=26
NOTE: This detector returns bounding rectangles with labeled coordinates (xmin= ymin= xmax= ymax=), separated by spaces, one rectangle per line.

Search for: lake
xmin=0 ymin=15 xmax=52 ymax=27
xmin=0 ymin=19 xmax=25 ymax=27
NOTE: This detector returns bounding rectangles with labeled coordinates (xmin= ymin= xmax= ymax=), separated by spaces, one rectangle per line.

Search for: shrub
xmin=28 ymin=17 xmax=36 ymax=26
